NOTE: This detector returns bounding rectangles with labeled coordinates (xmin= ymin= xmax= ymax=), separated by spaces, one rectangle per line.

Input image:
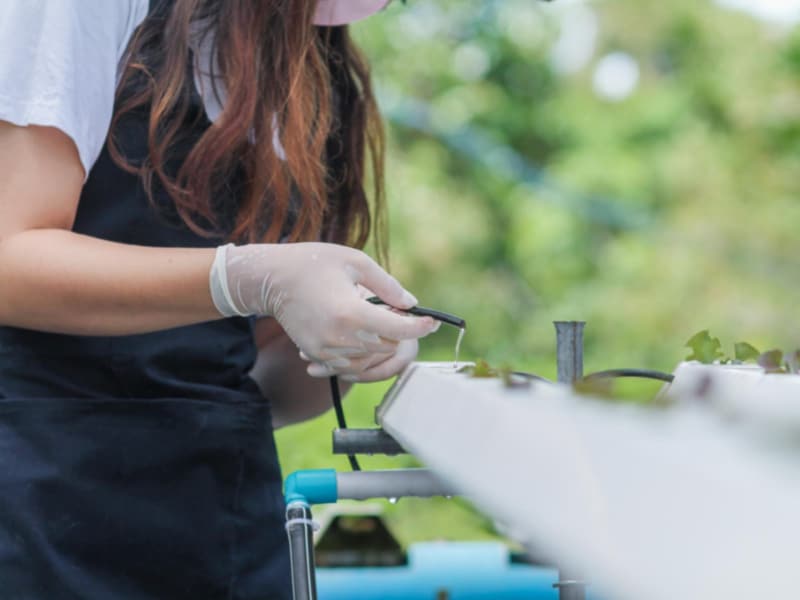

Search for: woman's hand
xmin=210 ymin=242 xmax=437 ymax=379
xmin=250 ymin=318 xmax=416 ymax=428
xmin=304 ymin=338 xmax=419 ymax=382
xmin=300 ymin=285 xmax=422 ymax=381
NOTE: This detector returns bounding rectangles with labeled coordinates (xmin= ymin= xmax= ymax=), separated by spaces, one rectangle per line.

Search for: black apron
xmin=0 ymin=5 xmax=291 ymax=599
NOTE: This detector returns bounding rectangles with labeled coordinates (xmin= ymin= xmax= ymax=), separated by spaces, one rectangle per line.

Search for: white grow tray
xmin=668 ymin=361 xmax=800 ymax=432
xmin=376 ymin=361 xmax=800 ymax=600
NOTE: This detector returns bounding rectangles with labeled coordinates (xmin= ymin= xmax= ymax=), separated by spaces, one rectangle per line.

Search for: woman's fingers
xmin=356 ymin=302 xmax=440 ymax=343
xmin=305 ymin=339 xmax=419 ymax=381
xmin=344 ymin=339 xmax=418 ymax=383
xmin=352 ymin=254 xmax=417 ymax=310
xmin=265 ymin=243 xmax=435 ymax=365
xmin=300 ymin=339 xmax=399 ymax=363
xmin=306 ymin=351 xmax=394 ymax=378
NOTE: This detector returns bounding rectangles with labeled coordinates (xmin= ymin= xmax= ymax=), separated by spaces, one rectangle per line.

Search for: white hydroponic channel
xmin=376 ymin=361 xmax=800 ymax=600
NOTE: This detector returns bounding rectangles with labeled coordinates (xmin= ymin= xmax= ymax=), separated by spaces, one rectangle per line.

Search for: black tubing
xmin=583 ymin=368 xmax=674 ymax=383
xmin=329 ymin=376 xmax=360 ymax=471
xmin=366 ymin=296 xmax=466 ymax=329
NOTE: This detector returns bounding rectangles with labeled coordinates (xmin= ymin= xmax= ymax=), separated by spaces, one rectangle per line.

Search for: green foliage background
xmin=276 ymin=0 xmax=800 ymax=545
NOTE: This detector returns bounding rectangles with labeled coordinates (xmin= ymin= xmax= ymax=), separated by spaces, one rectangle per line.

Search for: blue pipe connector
xmin=284 ymin=469 xmax=338 ymax=505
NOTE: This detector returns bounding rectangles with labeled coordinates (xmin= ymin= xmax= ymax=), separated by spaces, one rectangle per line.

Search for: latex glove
xmin=305 ymin=338 xmax=418 ymax=382
xmin=299 ymin=284 xmax=422 ymax=380
xmin=209 ymin=242 xmax=438 ymax=377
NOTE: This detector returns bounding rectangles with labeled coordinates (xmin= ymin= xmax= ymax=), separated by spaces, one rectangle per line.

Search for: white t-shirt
xmin=0 ymin=0 xmax=230 ymax=177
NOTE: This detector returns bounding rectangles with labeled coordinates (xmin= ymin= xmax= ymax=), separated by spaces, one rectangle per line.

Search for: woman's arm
xmin=0 ymin=122 xmax=220 ymax=335
xmin=250 ymin=317 xmax=352 ymax=429
xmin=1 ymin=121 xmax=434 ymax=387
xmin=250 ymin=317 xmax=421 ymax=428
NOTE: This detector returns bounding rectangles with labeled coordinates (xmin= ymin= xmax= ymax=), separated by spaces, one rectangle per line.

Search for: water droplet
xmin=388 ymin=497 xmax=398 ymax=504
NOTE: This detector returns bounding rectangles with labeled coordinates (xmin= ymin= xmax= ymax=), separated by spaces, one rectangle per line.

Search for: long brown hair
xmin=110 ymin=0 xmax=386 ymax=263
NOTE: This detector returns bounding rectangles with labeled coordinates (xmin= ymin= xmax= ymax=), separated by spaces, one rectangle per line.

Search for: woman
xmin=0 ymin=0 xmax=436 ymax=597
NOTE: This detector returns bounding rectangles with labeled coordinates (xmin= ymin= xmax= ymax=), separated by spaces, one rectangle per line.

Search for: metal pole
xmin=331 ymin=428 xmax=406 ymax=456
xmin=554 ymin=321 xmax=585 ymax=384
xmin=553 ymin=320 xmax=587 ymax=600
xmin=286 ymin=501 xmax=318 ymax=600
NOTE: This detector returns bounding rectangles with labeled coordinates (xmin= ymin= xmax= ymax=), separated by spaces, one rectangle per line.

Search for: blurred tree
xmin=277 ymin=0 xmax=800 ymax=544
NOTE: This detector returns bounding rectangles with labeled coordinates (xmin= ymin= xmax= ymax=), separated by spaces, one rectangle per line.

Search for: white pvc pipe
xmin=336 ymin=468 xmax=457 ymax=501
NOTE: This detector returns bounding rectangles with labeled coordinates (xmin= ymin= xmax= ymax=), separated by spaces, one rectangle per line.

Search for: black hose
xmin=583 ymin=368 xmax=674 ymax=383
xmin=511 ymin=371 xmax=552 ymax=383
xmin=330 ymin=376 xmax=360 ymax=471
xmin=366 ymin=296 xmax=466 ymax=329
xmin=330 ymin=296 xmax=466 ymax=473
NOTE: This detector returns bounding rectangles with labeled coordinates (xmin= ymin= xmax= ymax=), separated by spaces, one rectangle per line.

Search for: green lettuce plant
xmin=685 ymin=330 xmax=799 ymax=374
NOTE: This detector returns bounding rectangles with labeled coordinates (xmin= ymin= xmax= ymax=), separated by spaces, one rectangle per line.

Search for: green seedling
xmin=572 ymin=377 xmax=615 ymax=400
xmin=684 ymin=330 xmax=799 ymax=371
xmin=685 ymin=330 xmax=724 ymax=363
xmin=461 ymin=359 xmax=497 ymax=378
xmin=734 ymin=342 xmax=761 ymax=363
xmin=459 ymin=360 xmax=531 ymax=388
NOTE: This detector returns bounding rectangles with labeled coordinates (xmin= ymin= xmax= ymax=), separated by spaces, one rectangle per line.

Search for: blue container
xmin=317 ymin=541 xmax=562 ymax=600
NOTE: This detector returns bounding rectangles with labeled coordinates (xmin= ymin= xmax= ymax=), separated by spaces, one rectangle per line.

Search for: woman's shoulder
xmin=0 ymin=0 xmax=150 ymax=176
xmin=0 ymin=1 xmax=149 ymax=50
